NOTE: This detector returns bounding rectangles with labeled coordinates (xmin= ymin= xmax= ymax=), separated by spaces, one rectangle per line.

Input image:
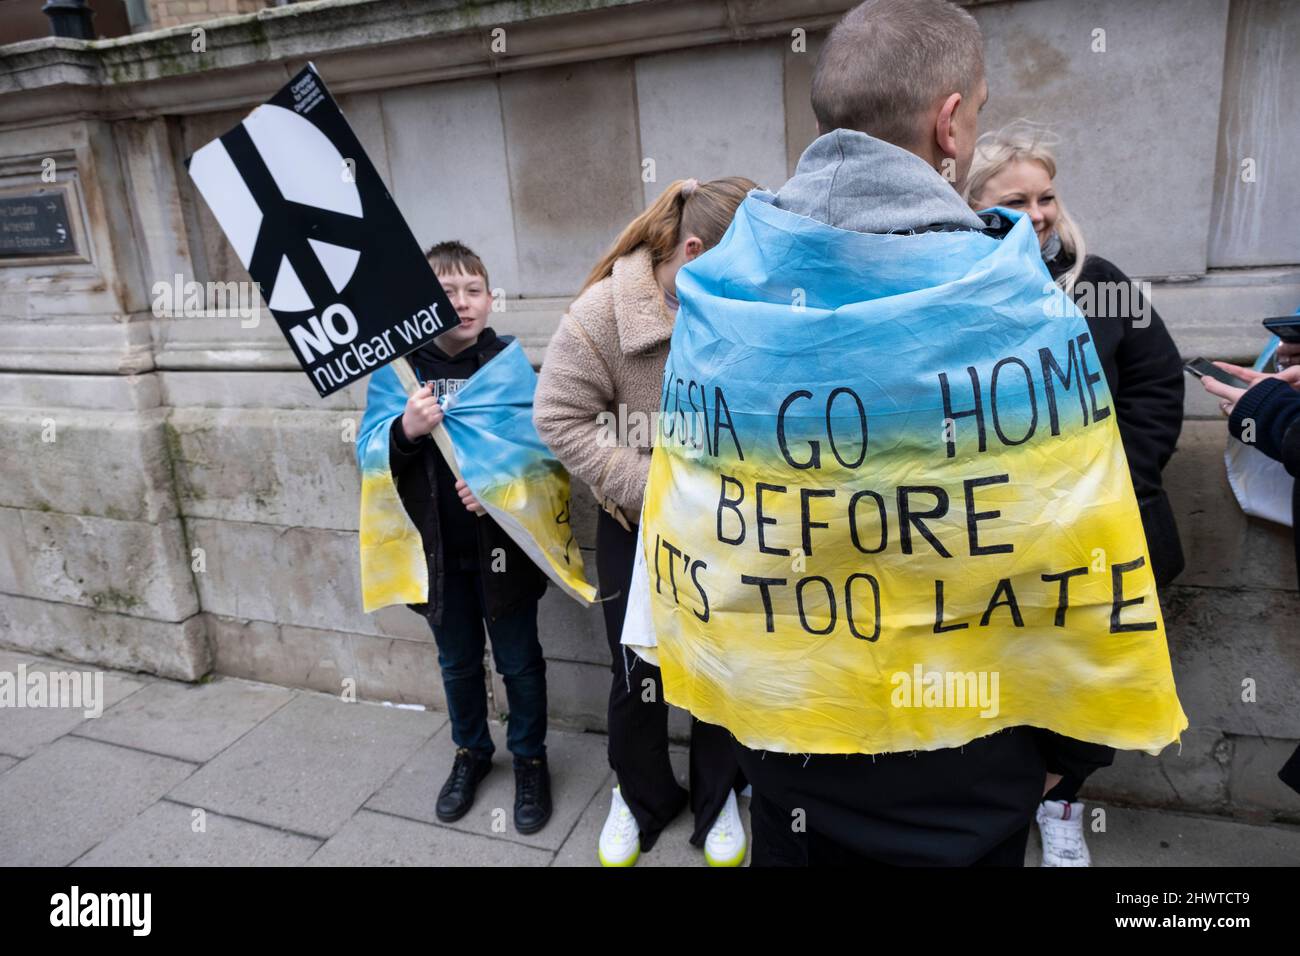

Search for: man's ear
xmin=934 ymin=91 xmax=963 ymax=161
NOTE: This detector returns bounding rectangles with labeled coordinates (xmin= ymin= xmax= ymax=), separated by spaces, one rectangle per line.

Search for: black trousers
xmin=1043 ymin=774 xmax=1084 ymax=804
xmin=747 ymin=788 xmax=1032 ymax=866
xmin=596 ymin=508 xmax=745 ymax=851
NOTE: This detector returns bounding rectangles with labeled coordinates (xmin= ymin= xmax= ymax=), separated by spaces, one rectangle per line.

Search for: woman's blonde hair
xmin=963 ymin=120 xmax=1088 ymax=294
xmin=580 ymin=176 xmax=757 ymax=294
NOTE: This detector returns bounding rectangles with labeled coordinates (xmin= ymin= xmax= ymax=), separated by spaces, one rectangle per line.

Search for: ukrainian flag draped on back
xmin=638 ymin=193 xmax=1186 ymax=756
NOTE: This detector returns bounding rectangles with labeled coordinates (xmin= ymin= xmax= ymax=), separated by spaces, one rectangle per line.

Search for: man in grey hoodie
xmin=734 ymin=0 xmax=1113 ymax=866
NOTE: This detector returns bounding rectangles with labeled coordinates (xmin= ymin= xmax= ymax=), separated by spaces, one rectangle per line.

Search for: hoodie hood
xmin=774 ymin=128 xmax=985 ymax=236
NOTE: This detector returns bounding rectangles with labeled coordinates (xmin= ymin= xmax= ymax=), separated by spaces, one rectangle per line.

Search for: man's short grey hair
xmin=812 ymin=0 xmax=985 ymax=148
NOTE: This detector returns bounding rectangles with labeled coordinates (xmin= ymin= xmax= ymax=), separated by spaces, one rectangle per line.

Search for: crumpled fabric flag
xmin=635 ymin=192 xmax=1187 ymax=756
xmin=356 ymin=339 xmax=596 ymax=612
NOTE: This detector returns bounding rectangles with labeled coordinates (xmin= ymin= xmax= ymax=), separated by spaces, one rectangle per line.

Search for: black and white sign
xmin=187 ymin=63 xmax=456 ymax=397
xmin=0 ymin=191 xmax=75 ymax=258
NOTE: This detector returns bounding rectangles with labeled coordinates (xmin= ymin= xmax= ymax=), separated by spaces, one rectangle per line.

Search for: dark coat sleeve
xmin=1033 ymin=729 xmax=1116 ymax=783
xmin=1082 ymin=257 xmax=1185 ymax=499
xmin=389 ymin=416 xmax=430 ymax=476
xmin=1075 ymin=256 xmax=1186 ymax=584
xmin=1228 ymin=378 xmax=1300 ymax=593
xmin=1228 ymin=377 xmax=1300 ymax=473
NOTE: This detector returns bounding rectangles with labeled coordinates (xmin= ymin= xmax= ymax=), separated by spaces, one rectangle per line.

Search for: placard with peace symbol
xmin=187 ymin=63 xmax=457 ymax=397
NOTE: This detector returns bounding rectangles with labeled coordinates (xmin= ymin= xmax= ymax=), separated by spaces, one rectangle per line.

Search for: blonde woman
xmin=965 ymin=122 xmax=1185 ymax=866
xmin=535 ymin=177 xmax=756 ymax=866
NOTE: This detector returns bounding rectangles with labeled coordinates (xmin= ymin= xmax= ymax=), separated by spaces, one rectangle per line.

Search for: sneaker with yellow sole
xmin=598 ymin=786 xmax=641 ymax=867
xmin=703 ymin=789 xmax=746 ymax=867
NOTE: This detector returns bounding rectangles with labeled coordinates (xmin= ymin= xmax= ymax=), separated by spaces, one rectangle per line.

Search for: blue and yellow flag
xmin=357 ymin=340 xmax=596 ymax=612
xmin=638 ymin=194 xmax=1187 ymax=756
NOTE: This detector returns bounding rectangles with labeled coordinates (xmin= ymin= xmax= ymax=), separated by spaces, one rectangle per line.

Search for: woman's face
xmin=974 ymin=158 xmax=1058 ymax=250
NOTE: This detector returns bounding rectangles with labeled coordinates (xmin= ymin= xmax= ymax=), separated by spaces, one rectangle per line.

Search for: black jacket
xmin=388 ymin=328 xmax=548 ymax=626
xmin=1046 ymin=252 xmax=1186 ymax=585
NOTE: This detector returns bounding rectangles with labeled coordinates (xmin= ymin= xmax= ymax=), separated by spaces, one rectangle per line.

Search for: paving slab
xmin=0 ymin=648 xmax=39 ymax=671
xmin=168 ymin=693 xmax=443 ymax=839
xmin=0 ymin=651 xmax=146 ymax=757
xmin=0 ymin=736 xmax=195 ymax=866
xmin=308 ymin=809 xmax=552 ymax=867
xmin=73 ymin=799 xmax=321 ymax=866
xmin=74 ymin=676 xmax=297 ymax=763
xmin=365 ymin=723 xmax=609 ymax=852
xmin=3 ymin=645 xmax=1296 ymax=868
xmin=553 ymin=747 xmax=753 ymax=867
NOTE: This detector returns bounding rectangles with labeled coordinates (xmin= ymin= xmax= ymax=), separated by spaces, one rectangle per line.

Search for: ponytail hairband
xmin=681 ymin=178 xmax=700 ymax=198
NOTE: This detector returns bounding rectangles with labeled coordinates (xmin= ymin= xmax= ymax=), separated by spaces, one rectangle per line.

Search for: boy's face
xmin=434 ymin=266 xmax=491 ymax=351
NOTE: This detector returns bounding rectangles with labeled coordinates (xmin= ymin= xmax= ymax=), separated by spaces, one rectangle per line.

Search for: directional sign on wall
xmin=186 ymin=63 xmax=455 ymax=397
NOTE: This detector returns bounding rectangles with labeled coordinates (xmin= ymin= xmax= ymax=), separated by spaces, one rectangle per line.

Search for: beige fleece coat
xmin=534 ymin=245 xmax=674 ymax=521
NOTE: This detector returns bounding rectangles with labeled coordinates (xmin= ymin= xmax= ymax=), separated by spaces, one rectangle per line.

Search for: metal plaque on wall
xmin=0 ymin=189 xmax=76 ymax=258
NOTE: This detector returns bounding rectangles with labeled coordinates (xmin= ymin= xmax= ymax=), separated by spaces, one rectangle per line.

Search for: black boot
xmin=436 ymin=748 xmax=492 ymax=823
xmin=513 ymin=755 xmax=552 ymax=835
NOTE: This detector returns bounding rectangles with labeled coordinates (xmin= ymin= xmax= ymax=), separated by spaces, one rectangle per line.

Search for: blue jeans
xmin=428 ymin=571 xmax=547 ymax=761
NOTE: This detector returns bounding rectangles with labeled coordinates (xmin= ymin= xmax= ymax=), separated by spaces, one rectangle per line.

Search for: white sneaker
xmin=703 ymin=789 xmax=747 ymax=867
xmin=1036 ymin=799 xmax=1091 ymax=867
xmin=598 ymin=786 xmax=640 ymax=867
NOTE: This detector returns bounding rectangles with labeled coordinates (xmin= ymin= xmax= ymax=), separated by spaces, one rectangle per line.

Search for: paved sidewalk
xmin=2 ymin=647 xmax=1298 ymax=867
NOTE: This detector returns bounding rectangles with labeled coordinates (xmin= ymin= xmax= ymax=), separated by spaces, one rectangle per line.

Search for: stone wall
xmin=0 ymin=0 xmax=1296 ymax=823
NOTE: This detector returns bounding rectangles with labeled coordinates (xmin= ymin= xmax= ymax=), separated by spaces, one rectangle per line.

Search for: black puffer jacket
xmin=1046 ymin=252 xmax=1186 ymax=585
xmin=388 ymin=329 xmax=548 ymax=626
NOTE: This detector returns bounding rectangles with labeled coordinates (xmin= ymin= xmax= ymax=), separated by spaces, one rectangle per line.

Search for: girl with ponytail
xmin=535 ymin=176 xmax=756 ymax=867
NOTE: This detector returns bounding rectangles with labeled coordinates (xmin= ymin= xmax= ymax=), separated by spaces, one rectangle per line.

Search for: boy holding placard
xmin=380 ymin=241 xmax=552 ymax=834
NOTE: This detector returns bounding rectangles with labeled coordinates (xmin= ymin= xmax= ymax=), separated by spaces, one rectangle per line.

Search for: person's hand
xmin=1276 ymin=365 xmax=1300 ymax=389
xmin=456 ymin=478 xmax=484 ymax=514
xmin=401 ymin=383 xmax=443 ymax=442
xmin=1199 ymin=362 xmax=1300 ymax=415
xmin=1277 ymin=341 xmax=1300 ymax=371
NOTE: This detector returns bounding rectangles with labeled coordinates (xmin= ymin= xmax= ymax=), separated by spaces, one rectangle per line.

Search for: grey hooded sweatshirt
xmin=774 ymin=127 xmax=987 ymax=235
xmin=731 ymin=128 xmax=1113 ymax=867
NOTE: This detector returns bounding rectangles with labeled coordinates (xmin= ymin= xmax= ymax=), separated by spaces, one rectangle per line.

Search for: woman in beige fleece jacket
xmin=535 ymin=177 xmax=755 ymax=867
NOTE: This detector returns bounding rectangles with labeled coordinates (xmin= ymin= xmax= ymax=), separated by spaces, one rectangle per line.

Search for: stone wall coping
xmin=0 ymin=0 xmax=863 ymax=121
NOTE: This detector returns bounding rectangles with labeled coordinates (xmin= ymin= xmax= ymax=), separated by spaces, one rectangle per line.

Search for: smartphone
xmin=1184 ymin=357 xmax=1251 ymax=389
xmin=1262 ymin=316 xmax=1300 ymax=344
